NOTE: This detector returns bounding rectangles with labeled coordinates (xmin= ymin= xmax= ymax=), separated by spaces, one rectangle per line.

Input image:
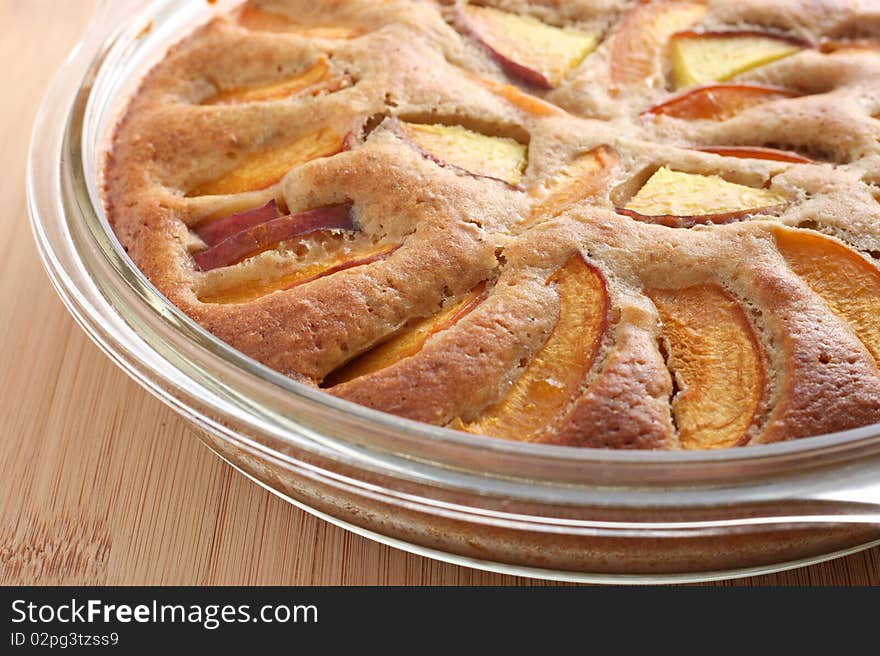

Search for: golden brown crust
xmin=105 ymin=0 xmax=880 ymax=449
xmin=546 ymin=313 xmax=677 ymax=450
xmin=748 ymin=267 xmax=880 ymax=443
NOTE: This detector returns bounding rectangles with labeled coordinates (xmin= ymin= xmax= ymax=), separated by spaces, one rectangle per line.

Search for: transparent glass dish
xmin=26 ymin=0 xmax=880 ymax=583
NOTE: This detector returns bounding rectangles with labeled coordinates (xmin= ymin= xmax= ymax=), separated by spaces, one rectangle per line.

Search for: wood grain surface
xmin=2 ymin=0 xmax=879 ymax=587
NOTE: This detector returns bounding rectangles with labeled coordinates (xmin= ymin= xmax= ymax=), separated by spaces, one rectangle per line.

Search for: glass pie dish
xmin=26 ymin=0 xmax=880 ymax=583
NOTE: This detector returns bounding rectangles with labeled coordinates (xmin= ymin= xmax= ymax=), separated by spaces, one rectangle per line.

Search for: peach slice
xmin=820 ymin=38 xmax=880 ymax=54
xmin=609 ymin=0 xmax=708 ymax=88
xmin=200 ymin=243 xmax=400 ymax=304
xmin=395 ymin=121 xmax=528 ymax=187
xmin=619 ymin=167 xmax=786 ymax=228
xmin=237 ymin=5 xmax=361 ymax=39
xmin=642 ymin=84 xmax=798 ymax=121
xmin=695 ymin=145 xmax=813 ymax=164
xmin=467 ymin=73 xmax=564 ymax=117
xmin=670 ymin=31 xmax=806 ymax=89
xmin=193 ymin=203 xmax=355 ymax=271
xmin=203 ymin=58 xmax=351 ymax=105
xmin=189 ymin=127 xmax=344 ymax=197
xmin=648 ymin=286 xmax=764 ymax=449
xmin=530 ymin=146 xmax=618 ymax=220
xmin=324 ymin=284 xmax=488 ymax=387
xmin=457 ymin=4 xmax=597 ymax=89
xmin=194 ymin=199 xmax=282 ymax=247
xmin=466 ymin=255 xmax=609 ymax=441
xmin=774 ymin=228 xmax=880 ymax=367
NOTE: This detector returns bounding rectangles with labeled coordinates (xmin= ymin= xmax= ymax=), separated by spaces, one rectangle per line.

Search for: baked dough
xmin=104 ymin=0 xmax=880 ymax=449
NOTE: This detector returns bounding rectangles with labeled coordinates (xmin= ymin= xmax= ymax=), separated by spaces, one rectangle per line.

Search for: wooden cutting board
xmin=2 ymin=0 xmax=878 ymax=586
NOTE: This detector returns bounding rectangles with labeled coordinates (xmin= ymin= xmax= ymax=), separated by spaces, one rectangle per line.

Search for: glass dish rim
xmin=28 ymin=0 xmax=880 ymax=498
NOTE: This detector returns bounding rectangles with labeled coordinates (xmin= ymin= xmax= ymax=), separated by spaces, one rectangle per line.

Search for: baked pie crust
xmin=104 ymin=0 xmax=880 ymax=449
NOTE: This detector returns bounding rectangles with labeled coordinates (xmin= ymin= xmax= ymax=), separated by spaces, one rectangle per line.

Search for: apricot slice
xmin=609 ymin=1 xmax=708 ymax=88
xmin=203 ymin=58 xmax=351 ymax=105
xmin=648 ymin=286 xmax=764 ymax=449
xmin=620 ymin=167 xmax=786 ymax=227
xmin=237 ymin=5 xmax=361 ymax=39
xmin=530 ymin=146 xmax=618 ymax=220
xmin=774 ymin=228 xmax=880 ymax=366
xmin=695 ymin=145 xmax=813 ymax=164
xmin=193 ymin=203 xmax=355 ymax=271
xmin=458 ymin=4 xmax=597 ymax=89
xmin=670 ymin=31 xmax=805 ymax=89
xmin=466 ymin=255 xmax=609 ymax=441
xmin=324 ymin=284 xmax=488 ymax=386
xmin=199 ymin=244 xmax=400 ymax=304
xmin=396 ymin=121 xmax=527 ymax=187
xmin=189 ymin=128 xmax=344 ymax=197
xmin=642 ymin=84 xmax=798 ymax=121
